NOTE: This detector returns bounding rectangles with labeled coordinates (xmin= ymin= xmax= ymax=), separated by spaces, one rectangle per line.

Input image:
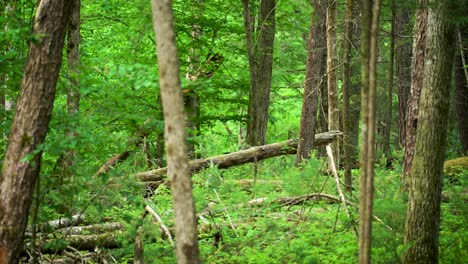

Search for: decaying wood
xmin=26 ymin=214 xmax=86 ymax=235
xmin=135 ymin=130 xmax=342 ymax=182
xmin=145 ymin=205 xmax=174 ymax=248
xmin=28 ymin=232 xmax=122 ymax=254
xmin=92 ymin=151 xmax=131 ymax=178
xmin=326 ymin=145 xmax=353 ymax=225
xmin=52 ymin=222 xmax=123 ymax=236
xmin=226 ymin=179 xmax=283 ymax=189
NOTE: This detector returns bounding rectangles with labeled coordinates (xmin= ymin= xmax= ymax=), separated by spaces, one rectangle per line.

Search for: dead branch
xmin=135 ymin=130 xmax=342 ymax=182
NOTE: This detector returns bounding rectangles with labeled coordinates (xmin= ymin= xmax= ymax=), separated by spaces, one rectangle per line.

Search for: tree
xmin=0 ymin=1 xmax=72 ymax=262
xmin=358 ymin=0 xmax=381 ymax=263
xmin=296 ymin=0 xmax=326 ymax=165
xmin=402 ymin=0 xmax=455 ymax=262
xmin=382 ymin=1 xmax=395 ymax=159
xmin=402 ymin=1 xmax=428 ymax=183
xmin=395 ymin=5 xmax=412 ymax=147
xmin=455 ymin=26 xmax=468 ymax=155
xmin=342 ymin=0 xmax=354 ymax=191
xmin=326 ymin=0 xmax=339 ymax=165
xmin=150 ymin=0 xmax=200 ymax=263
xmin=184 ymin=0 xmax=204 ymax=158
xmin=243 ymin=0 xmax=276 ymax=146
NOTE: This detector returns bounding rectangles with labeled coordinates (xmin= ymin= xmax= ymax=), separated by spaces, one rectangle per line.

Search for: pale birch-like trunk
xmin=150 ymin=0 xmax=200 ymax=263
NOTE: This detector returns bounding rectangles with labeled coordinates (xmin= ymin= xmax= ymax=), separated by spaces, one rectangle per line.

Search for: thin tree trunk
xmin=395 ymin=7 xmax=412 ymax=147
xmin=54 ymin=0 xmax=81 ymax=179
xmin=455 ymin=26 xmax=468 ymax=155
xmin=402 ymin=0 xmax=455 ymax=262
xmin=185 ymin=1 xmax=203 ymax=158
xmin=358 ymin=0 xmax=382 ymax=263
xmin=342 ymin=0 xmax=353 ymax=191
xmin=348 ymin=0 xmax=361 ymax=165
xmin=296 ymin=0 xmax=326 ymax=165
xmin=402 ymin=1 xmax=428 ymax=185
xmin=0 ymin=1 xmax=72 ymax=262
xmin=383 ymin=1 xmax=395 ymax=158
xmin=326 ymin=0 xmax=339 ymax=166
xmin=150 ymin=0 xmax=200 ymax=263
xmin=244 ymin=0 xmax=276 ymax=146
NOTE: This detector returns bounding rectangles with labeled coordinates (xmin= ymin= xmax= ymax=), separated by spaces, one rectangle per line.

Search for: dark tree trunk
xmin=402 ymin=1 xmax=428 ymax=185
xmin=382 ymin=2 xmax=395 ymax=158
xmin=402 ymin=0 xmax=455 ymax=262
xmin=0 ymin=1 xmax=72 ymax=263
xmin=342 ymin=0 xmax=353 ymax=190
xmin=317 ymin=71 xmax=329 ymax=157
xmin=296 ymin=0 xmax=326 ymax=165
xmin=348 ymin=0 xmax=361 ymax=165
xmin=395 ymin=7 xmax=412 ymax=147
xmin=244 ymin=0 xmax=276 ymax=146
xmin=455 ymin=26 xmax=468 ymax=155
xmin=151 ymin=0 xmax=200 ymax=262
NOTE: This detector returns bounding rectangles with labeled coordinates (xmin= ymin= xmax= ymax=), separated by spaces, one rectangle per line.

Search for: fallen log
xmin=135 ymin=130 xmax=342 ymax=182
xmin=29 ymin=232 xmax=122 ymax=254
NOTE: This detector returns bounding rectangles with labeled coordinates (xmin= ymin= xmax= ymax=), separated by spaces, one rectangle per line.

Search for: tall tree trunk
xmin=0 ymin=1 xmax=72 ymax=262
xmin=326 ymin=0 xmax=339 ymax=165
xmin=342 ymin=0 xmax=353 ymax=191
xmin=243 ymin=0 xmax=276 ymax=146
xmin=402 ymin=0 xmax=455 ymax=262
xmin=358 ymin=0 xmax=381 ymax=263
xmin=348 ymin=0 xmax=361 ymax=165
xmin=402 ymin=1 xmax=428 ymax=185
xmin=60 ymin=0 xmax=81 ymax=174
xmin=295 ymin=0 xmax=326 ymax=165
xmin=150 ymin=1 xmax=200 ymax=263
xmin=317 ymin=75 xmax=329 ymax=157
xmin=383 ymin=1 xmax=395 ymax=158
xmin=395 ymin=7 xmax=412 ymax=147
xmin=455 ymin=26 xmax=468 ymax=155
xmin=185 ymin=0 xmax=204 ymax=158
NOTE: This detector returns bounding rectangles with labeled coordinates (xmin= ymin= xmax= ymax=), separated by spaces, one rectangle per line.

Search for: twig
xmin=326 ymin=145 xmax=354 ymax=223
xmin=457 ymin=29 xmax=468 ymax=85
xmin=213 ymin=189 xmax=238 ymax=237
xmin=145 ymin=205 xmax=175 ymax=248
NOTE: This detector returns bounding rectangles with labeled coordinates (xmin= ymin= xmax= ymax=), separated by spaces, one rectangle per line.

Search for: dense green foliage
xmin=0 ymin=0 xmax=466 ymax=263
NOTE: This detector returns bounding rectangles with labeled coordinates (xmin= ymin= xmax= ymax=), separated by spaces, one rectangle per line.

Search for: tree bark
xmin=382 ymin=2 xmax=395 ymax=158
xmin=455 ymin=26 xmax=468 ymax=155
xmin=295 ymin=0 xmax=326 ymax=165
xmin=150 ymin=0 xmax=200 ymax=263
xmin=326 ymin=0 xmax=339 ymax=166
xmin=342 ymin=0 xmax=353 ymax=191
xmin=52 ymin=0 xmax=81 ymax=190
xmin=395 ymin=6 xmax=412 ymax=147
xmin=244 ymin=0 xmax=276 ymax=146
xmin=0 ymin=1 xmax=72 ymax=263
xmin=184 ymin=0 xmax=204 ymax=158
xmin=402 ymin=0 xmax=455 ymax=262
xmin=136 ymin=131 xmax=342 ymax=182
xmin=358 ymin=0 xmax=381 ymax=263
xmin=402 ymin=1 xmax=428 ymax=184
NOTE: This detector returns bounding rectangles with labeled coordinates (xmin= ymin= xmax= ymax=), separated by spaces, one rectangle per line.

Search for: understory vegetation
xmin=1 ymin=0 xmax=466 ymax=263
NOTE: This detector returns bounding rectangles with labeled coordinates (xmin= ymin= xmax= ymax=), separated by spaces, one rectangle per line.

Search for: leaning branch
xmin=135 ymin=130 xmax=342 ymax=182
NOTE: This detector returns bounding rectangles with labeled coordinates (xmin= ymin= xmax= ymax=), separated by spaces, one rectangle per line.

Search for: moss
xmin=444 ymin=157 xmax=468 ymax=174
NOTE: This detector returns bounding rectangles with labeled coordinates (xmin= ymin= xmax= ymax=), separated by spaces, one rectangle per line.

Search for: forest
xmin=0 ymin=0 xmax=467 ymax=263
